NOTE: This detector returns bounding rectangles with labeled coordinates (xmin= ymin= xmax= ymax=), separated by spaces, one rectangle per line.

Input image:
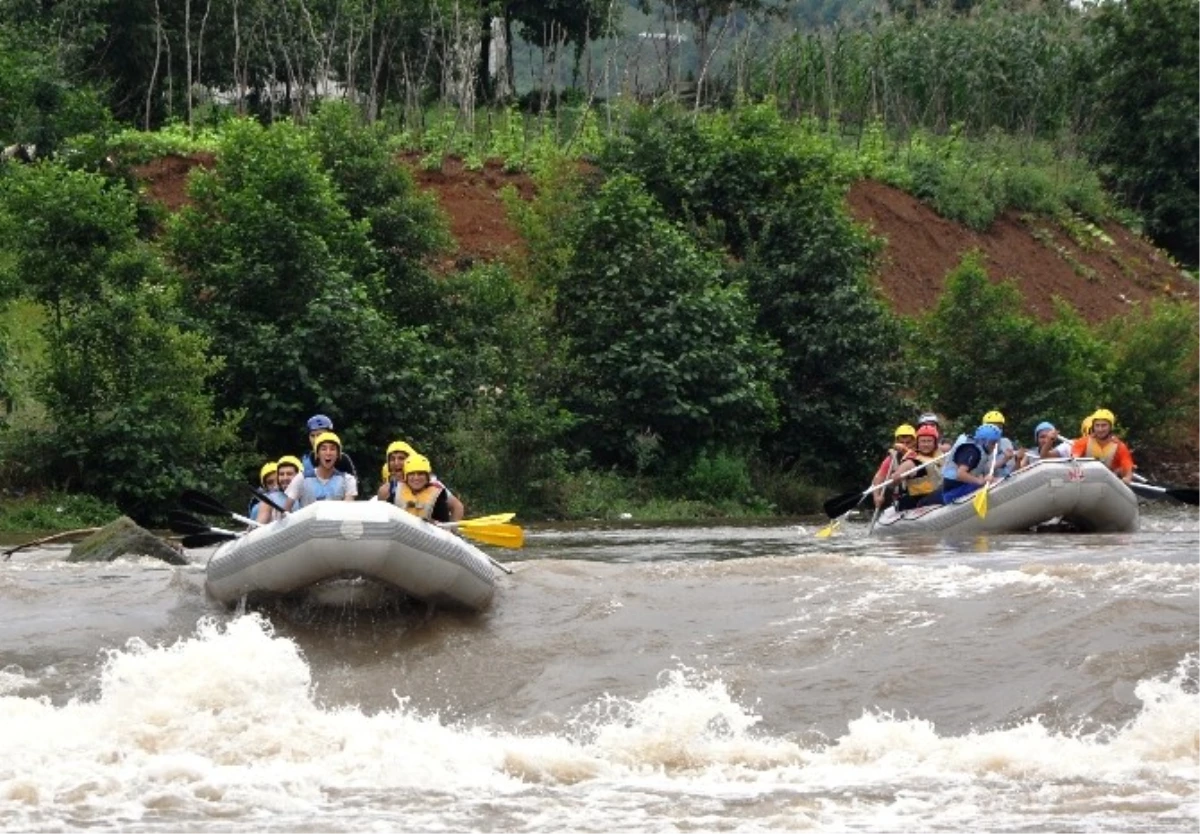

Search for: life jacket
xmin=399 ymin=482 xmax=445 ymax=520
xmin=298 ymin=470 xmax=348 ymax=504
xmin=994 ymin=437 xmax=1016 ymax=477
xmin=388 ymin=474 xmax=448 ymax=505
xmin=1084 ymin=436 xmax=1120 ymax=468
xmin=942 ymin=434 xmax=991 ymax=482
xmin=899 ymin=452 xmax=943 ymax=497
xmin=256 ymin=489 xmax=288 ymax=522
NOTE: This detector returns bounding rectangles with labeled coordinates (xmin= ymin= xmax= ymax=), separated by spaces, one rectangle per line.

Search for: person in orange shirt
xmin=1071 ymin=408 xmax=1134 ymax=482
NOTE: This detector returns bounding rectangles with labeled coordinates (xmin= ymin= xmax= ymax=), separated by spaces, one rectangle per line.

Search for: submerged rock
xmin=68 ymin=516 xmax=188 ymax=565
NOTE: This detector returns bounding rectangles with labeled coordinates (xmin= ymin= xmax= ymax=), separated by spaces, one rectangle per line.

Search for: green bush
xmin=554 ymin=173 xmax=779 ymax=472
xmin=1101 ymin=300 xmax=1199 ymax=449
xmin=0 ymin=491 xmax=121 ymax=532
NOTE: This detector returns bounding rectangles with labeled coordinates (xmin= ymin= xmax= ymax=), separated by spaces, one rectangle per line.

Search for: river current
xmin=0 ymin=502 xmax=1196 ymax=832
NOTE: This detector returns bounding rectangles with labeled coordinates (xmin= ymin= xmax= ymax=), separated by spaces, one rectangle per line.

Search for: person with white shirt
xmin=285 ymin=432 xmax=358 ymax=510
xmin=1020 ymin=421 xmax=1073 ymax=468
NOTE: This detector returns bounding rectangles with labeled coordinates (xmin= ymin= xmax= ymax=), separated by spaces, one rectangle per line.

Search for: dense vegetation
xmin=0 ymin=0 xmax=1195 ymax=526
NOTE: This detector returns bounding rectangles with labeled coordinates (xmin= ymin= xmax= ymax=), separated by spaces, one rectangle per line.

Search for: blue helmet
xmin=1033 ymin=421 xmax=1055 ymax=442
xmin=974 ymin=424 xmax=1002 ymax=445
xmin=306 ymin=413 xmax=334 ymax=432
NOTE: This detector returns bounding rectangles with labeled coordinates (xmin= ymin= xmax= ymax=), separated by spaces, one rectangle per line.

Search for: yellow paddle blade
xmin=973 ymin=485 xmax=989 ymax=518
xmin=460 ymin=523 xmax=524 ymax=549
xmin=815 ymin=519 xmax=840 ymax=538
xmin=456 ymin=512 xmax=516 ymax=528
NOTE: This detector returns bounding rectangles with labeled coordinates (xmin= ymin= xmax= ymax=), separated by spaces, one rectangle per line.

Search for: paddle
xmin=457 ymin=522 xmax=524 ymax=550
xmin=866 ymin=455 xmax=896 ymax=535
xmin=249 ymin=485 xmax=287 ymax=514
xmin=169 ymin=509 xmax=241 ymax=540
xmin=445 ymin=512 xmax=516 ymax=529
xmin=181 ymin=531 xmax=239 ymax=548
xmin=972 ymin=444 xmax=1000 ymax=518
xmin=822 ymin=450 xmax=951 ymax=519
xmin=179 ymin=489 xmax=260 ymax=528
xmin=1129 ymin=481 xmax=1200 ymax=505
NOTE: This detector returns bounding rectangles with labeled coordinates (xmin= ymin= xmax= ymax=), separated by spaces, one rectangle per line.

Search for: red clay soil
xmin=845 ymin=179 xmax=1193 ymax=324
xmin=134 ymin=152 xmax=1194 ymax=324
xmin=133 ymin=152 xmax=1198 ymax=481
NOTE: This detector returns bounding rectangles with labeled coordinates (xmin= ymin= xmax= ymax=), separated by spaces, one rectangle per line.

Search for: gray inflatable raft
xmin=871 ymin=458 xmax=1139 ymax=537
xmin=205 ymin=500 xmax=496 ymax=609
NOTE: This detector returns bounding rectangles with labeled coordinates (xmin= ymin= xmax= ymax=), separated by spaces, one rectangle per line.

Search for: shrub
xmin=554 ymin=173 xmax=779 ymax=472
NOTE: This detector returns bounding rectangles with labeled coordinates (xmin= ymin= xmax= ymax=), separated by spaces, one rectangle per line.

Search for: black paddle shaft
xmin=168 ymin=509 xmax=215 ymax=536
xmin=179 ymin=488 xmax=236 ymax=518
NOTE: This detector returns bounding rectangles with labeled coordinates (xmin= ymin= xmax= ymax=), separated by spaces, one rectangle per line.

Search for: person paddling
xmin=893 ymin=425 xmax=944 ymax=510
xmin=1071 ymin=408 xmax=1134 ymax=483
xmin=301 ymin=414 xmax=357 ymax=477
xmin=1020 ymin=421 xmax=1073 ymax=468
xmin=982 ymin=410 xmax=1019 ymax=476
xmin=872 ymin=424 xmax=917 ymax=508
xmin=285 ymin=432 xmax=358 ymax=510
xmin=247 ymin=461 xmax=279 ymax=520
xmin=257 ymin=455 xmax=301 ymax=523
xmin=376 ymin=440 xmax=417 ymax=501
xmin=395 ymin=454 xmax=464 ymax=523
xmin=923 ymin=424 xmax=1003 ymax=505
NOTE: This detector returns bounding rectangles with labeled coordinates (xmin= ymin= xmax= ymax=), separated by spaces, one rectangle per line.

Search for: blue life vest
xmin=942 ymin=434 xmax=990 ymax=484
xmin=299 ymin=471 xmax=349 ymax=504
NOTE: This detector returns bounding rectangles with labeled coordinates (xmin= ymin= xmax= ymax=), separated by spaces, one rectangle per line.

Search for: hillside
xmin=134 ymin=152 xmax=1195 ymax=323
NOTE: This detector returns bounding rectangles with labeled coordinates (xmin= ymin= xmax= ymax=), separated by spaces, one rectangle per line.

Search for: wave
xmin=0 ymin=616 xmax=1195 ymax=832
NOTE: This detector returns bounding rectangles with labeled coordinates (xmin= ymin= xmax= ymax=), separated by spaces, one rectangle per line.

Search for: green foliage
xmin=603 ymin=104 xmax=908 ymax=482
xmin=0 ymin=23 xmax=113 ymax=153
xmin=1101 ymin=300 xmax=1199 ymax=449
xmin=915 ymin=252 xmax=1107 ymax=443
xmin=0 ymin=159 xmax=243 ymax=518
xmin=0 ymin=491 xmax=121 ymax=532
xmin=307 ymin=102 xmax=453 ymax=328
xmin=0 ymin=161 xmax=139 ymax=313
xmin=675 ymin=450 xmax=756 ymax=505
xmin=165 ymin=117 xmax=454 ymax=462
xmin=1084 ymin=0 xmax=1199 ymax=267
xmin=555 ymin=173 xmax=778 ymax=472
xmin=91 ymin=123 xmax=223 ymax=164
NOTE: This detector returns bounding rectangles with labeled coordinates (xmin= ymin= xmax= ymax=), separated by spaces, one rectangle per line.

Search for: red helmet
xmin=916 ymin=424 xmax=940 ymax=440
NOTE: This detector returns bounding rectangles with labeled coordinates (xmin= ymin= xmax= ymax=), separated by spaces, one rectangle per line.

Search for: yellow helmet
xmin=277 ymin=455 xmax=303 ymax=473
xmin=386 ymin=440 xmax=416 ymax=458
xmin=1091 ymin=408 xmax=1116 ymax=424
xmin=403 ymin=453 xmax=432 ymax=476
xmin=1080 ymin=415 xmax=1094 ymax=436
xmin=381 ymin=462 xmax=390 ymax=482
xmin=983 ymin=410 xmax=1005 ymax=425
xmin=259 ymin=461 xmax=279 ymax=485
xmin=894 ymin=424 xmax=917 ymax=439
xmin=311 ymin=431 xmax=341 ymax=452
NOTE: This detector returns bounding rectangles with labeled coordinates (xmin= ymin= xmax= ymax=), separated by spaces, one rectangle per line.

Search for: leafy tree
xmin=0 ymin=161 xmax=241 ymax=518
xmin=307 ymin=102 xmax=452 ymax=328
xmin=554 ymin=173 xmax=778 ymax=472
xmin=165 ymin=118 xmax=451 ymax=465
xmin=1100 ymin=300 xmax=1199 ymax=450
xmin=602 ymin=104 xmax=908 ymax=482
xmin=1085 ymin=0 xmax=1199 ymax=267
xmin=916 ymin=252 xmax=1106 ymax=442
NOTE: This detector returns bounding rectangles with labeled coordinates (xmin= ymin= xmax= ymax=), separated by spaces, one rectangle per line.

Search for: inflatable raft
xmin=871 ymin=458 xmax=1139 ymax=537
xmin=205 ymin=500 xmax=496 ymax=610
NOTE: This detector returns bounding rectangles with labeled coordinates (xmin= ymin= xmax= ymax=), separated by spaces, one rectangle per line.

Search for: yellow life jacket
xmin=901 ymin=452 xmax=943 ymax=497
xmin=1085 ymin=436 xmax=1118 ymax=467
xmin=398 ymin=482 xmax=444 ymax=520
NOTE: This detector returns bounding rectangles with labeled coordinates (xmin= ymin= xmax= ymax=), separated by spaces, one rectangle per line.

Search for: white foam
xmin=0 ymin=617 xmax=1194 ymax=831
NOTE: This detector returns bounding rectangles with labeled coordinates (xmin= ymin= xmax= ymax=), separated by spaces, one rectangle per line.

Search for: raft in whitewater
xmin=871 ymin=458 xmax=1139 ymax=537
xmin=204 ymin=500 xmax=497 ymax=610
